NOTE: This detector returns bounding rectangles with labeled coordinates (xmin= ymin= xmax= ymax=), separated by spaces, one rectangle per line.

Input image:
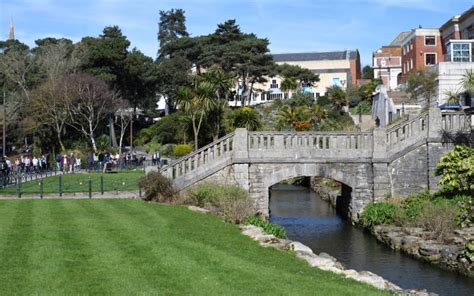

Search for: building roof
xmin=389 ymin=32 xmax=410 ymax=46
xmin=387 ymin=91 xmax=414 ymax=104
xmin=272 ymin=50 xmax=358 ymax=62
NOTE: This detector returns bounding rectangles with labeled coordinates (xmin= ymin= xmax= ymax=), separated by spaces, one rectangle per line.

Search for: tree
xmin=230 ymin=107 xmax=261 ymax=131
xmin=326 ymin=85 xmax=348 ymax=111
xmin=461 ymin=69 xmax=474 ymax=93
xmin=362 ymin=65 xmax=374 ymax=80
xmin=407 ymin=70 xmax=437 ymax=106
xmin=64 ymin=73 xmax=120 ymax=153
xmin=158 ymin=9 xmax=189 ymax=57
xmin=277 ymin=105 xmax=310 ymax=130
xmin=435 ymin=145 xmax=474 ymax=195
xmin=309 ymin=104 xmax=328 ymax=125
xmin=276 ymin=63 xmax=319 ymax=88
xmin=155 ymin=55 xmax=192 ymax=113
xmin=280 ymin=77 xmax=298 ymax=93
xmin=177 ymin=79 xmax=214 ymax=150
xmin=115 ymin=99 xmax=132 ymax=154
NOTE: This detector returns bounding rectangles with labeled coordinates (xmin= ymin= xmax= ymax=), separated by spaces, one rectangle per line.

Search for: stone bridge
xmin=150 ymin=108 xmax=471 ymax=221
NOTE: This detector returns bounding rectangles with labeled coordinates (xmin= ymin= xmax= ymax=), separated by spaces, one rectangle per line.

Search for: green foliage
xmin=138 ymin=171 xmax=177 ymax=203
xmin=326 ymin=85 xmax=348 ymax=111
xmin=435 ymin=145 xmax=474 ymax=195
xmin=276 ymin=63 xmax=319 ymax=87
xmin=452 ymin=195 xmax=473 ymax=228
xmin=159 ymin=144 xmax=176 ymax=157
xmin=230 ymin=107 xmax=262 ymax=131
xmin=407 ymin=70 xmax=437 ymax=106
xmin=362 ymin=65 xmax=374 ymax=80
xmin=401 ymin=191 xmax=433 ymax=221
xmin=350 ymin=100 xmax=372 ymax=115
xmin=188 ymin=184 xmax=254 ymax=223
xmin=283 ymin=93 xmax=314 ymax=107
xmin=460 ymin=241 xmax=474 ymax=262
xmin=360 ymin=203 xmax=399 ymax=228
xmin=173 ymin=144 xmax=193 ymax=157
xmin=143 ymin=140 xmax=161 ymax=153
xmin=244 ymin=216 xmax=287 ymax=239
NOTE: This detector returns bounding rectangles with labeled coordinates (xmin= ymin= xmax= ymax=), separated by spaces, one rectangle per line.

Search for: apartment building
xmin=399 ymin=28 xmax=444 ymax=84
xmin=435 ymin=6 xmax=474 ymax=107
xmin=230 ymin=50 xmax=361 ymax=107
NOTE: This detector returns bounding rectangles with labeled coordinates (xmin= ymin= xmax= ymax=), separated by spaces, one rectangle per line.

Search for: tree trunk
xmin=91 ymin=136 xmax=98 ymax=153
xmin=109 ymin=114 xmax=118 ymax=147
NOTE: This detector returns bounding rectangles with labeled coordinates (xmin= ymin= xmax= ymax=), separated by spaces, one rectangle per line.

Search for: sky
xmin=1 ymin=0 xmax=473 ymax=66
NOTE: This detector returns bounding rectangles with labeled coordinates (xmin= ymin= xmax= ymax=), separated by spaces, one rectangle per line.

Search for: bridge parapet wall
xmin=247 ymin=131 xmax=373 ymax=160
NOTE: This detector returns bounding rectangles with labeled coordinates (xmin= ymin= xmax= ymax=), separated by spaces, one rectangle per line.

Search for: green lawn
xmin=0 ymin=171 xmax=144 ymax=195
xmin=0 ymin=199 xmax=384 ymax=295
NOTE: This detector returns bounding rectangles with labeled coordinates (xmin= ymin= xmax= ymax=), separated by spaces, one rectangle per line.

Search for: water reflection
xmin=269 ymin=184 xmax=474 ymax=296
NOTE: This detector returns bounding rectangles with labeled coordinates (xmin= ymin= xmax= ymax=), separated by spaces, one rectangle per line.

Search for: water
xmin=269 ymin=184 xmax=474 ymax=296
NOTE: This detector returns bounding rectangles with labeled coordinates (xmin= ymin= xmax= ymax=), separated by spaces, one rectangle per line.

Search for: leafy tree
xmin=309 ymin=104 xmax=328 ymax=125
xmin=362 ymin=65 xmax=374 ymax=80
xmin=435 ymin=145 xmax=474 ymax=195
xmin=277 ymin=105 xmax=310 ymax=130
xmin=407 ymin=70 xmax=437 ymax=106
xmin=280 ymin=77 xmax=298 ymax=92
xmin=460 ymin=69 xmax=474 ymax=94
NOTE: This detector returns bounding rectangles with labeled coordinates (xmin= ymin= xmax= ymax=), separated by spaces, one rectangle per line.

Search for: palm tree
xmin=326 ymin=85 xmax=348 ymax=111
xmin=277 ymin=105 xmax=310 ymax=130
xmin=201 ymin=68 xmax=235 ymax=140
xmin=444 ymin=90 xmax=460 ymax=105
xmin=460 ymin=69 xmax=474 ymax=95
xmin=177 ymin=80 xmax=214 ymax=150
xmin=309 ymin=104 xmax=328 ymax=125
xmin=232 ymin=107 xmax=262 ymax=131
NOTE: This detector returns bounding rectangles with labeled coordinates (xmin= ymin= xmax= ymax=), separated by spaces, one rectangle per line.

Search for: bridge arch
xmin=248 ymin=162 xmax=374 ymax=221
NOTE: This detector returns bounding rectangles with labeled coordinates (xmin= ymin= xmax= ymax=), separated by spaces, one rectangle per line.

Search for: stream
xmin=269 ymin=184 xmax=474 ymax=296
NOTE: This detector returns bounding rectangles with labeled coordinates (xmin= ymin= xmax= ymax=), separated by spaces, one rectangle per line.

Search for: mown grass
xmin=0 ymin=199 xmax=384 ymax=295
xmin=0 ymin=171 xmax=144 ymax=194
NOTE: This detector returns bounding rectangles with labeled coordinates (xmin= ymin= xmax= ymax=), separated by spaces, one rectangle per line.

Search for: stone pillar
xmin=428 ymin=107 xmax=442 ymax=140
xmin=372 ymin=127 xmax=391 ymax=201
xmin=233 ymin=128 xmax=249 ymax=160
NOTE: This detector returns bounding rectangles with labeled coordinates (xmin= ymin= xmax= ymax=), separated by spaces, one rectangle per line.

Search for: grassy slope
xmin=0 ymin=199 xmax=383 ymax=295
xmin=0 ymin=171 xmax=144 ymax=194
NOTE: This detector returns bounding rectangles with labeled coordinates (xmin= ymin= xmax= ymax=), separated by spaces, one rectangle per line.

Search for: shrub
xmin=138 ymin=171 xmax=177 ymax=203
xmin=159 ymin=144 xmax=176 ymax=157
xmin=401 ymin=191 xmax=432 ymax=221
xmin=435 ymin=145 xmax=474 ymax=195
xmin=349 ymin=100 xmax=372 ymax=115
xmin=360 ymin=203 xmax=399 ymax=228
xmin=188 ymin=184 xmax=254 ymax=224
xmin=244 ymin=216 xmax=287 ymax=239
xmin=416 ymin=204 xmax=457 ymax=242
xmin=173 ymin=144 xmax=193 ymax=158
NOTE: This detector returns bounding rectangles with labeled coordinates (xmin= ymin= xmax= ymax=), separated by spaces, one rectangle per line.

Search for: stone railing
xmin=385 ymin=112 xmax=429 ymax=152
xmin=160 ymin=132 xmax=235 ymax=180
xmin=248 ymin=131 xmax=373 ymax=160
xmin=441 ymin=112 xmax=471 ymax=131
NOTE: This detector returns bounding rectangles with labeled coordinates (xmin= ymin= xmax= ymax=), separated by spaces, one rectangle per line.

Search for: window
xmin=270 ymin=79 xmax=278 ymax=89
xmin=452 ymin=43 xmax=471 ymax=62
xmin=410 ymin=58 xmax=413 ymax=70
xmin=316 ymin=93 xmax=320 ymax=98
xmin=425 ymin=36 xmax=436 ymax=46
xmin=425 ymin=53 xmax=437 ymax=65
xmin=332 ymin=77 xmax=341 ymax=86
xmin=410 ymin=43 xmax=413 ymax=50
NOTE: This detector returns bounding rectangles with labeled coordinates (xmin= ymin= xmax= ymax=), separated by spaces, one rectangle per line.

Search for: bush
xmin=173 ymin=144 xmax=193 ymax=158
xmin=416 ymin=204 xmax=457 ymax=242
xmin=138 ymin=171 xmax=177 ymax=203
xmin=435 ymin=145 xmax=474 ymax=195
xmin=360 ymin=203 xmax=399 ymax=228
xmin=349 ymin=100 xmax=372 ymax=115
xmin=244 ymin=216 xmax=287 ymax=239
xmin=188 ymin=184 xmax=254 ymax=224
xmin=401 ymin=191 xmax=432 ymax=221
xmin=159 ymin=144 xmax=176 ymax=157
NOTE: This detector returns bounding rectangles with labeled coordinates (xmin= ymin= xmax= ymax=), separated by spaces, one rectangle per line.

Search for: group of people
xmin=1 ymin=155 xmax=50 ymax=174
xmin=85 ymin=152 xmax=145 ymax=171
xmin=55 ymin=153 xmax=81 ymax=173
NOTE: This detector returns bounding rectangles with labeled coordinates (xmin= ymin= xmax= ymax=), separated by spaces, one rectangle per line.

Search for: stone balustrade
xmin=441 ymin=112 xmax=471 ymax=131
xmin=386 ymin=113 xmax=429 ymax=153
xmin=160 ymin=132 xmax=235 ymax=180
